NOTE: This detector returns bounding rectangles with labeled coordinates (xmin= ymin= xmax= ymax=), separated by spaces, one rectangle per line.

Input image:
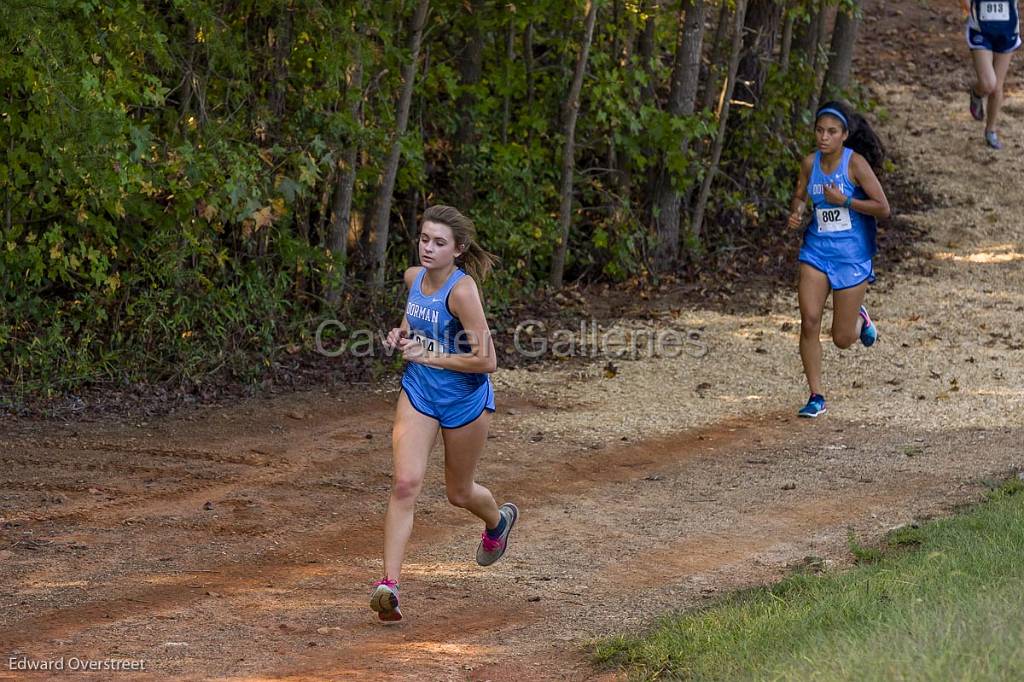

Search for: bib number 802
xmin=815 ymin=206 xmax=852 ymax=232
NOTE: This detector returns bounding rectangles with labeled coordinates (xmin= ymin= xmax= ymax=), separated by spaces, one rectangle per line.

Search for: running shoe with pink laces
xmin=476 ymin=503 xmax=518 ymax=566
xmin=969 ymin=87 xmax=985 ymax=121
xmin=369 ymin=577 xmax=402 ymax=622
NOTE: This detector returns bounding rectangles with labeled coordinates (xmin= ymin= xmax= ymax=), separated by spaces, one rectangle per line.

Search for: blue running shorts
xmin=967 ymin=27 xmax=1022 ymax=53
xmin=799 ymin=248 xmax=876 ymax=290
xmin=401 ymin=375 xmax=495 ymax=429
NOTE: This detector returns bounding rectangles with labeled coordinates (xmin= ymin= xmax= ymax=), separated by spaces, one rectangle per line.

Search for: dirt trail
xmin=3 ymin=396 xmax=1017 ymax=681
xmin=2 ymin=2 xmax=1024 ymax=680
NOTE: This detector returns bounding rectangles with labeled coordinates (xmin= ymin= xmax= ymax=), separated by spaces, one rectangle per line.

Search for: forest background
xmin=0 ymin=0 xmax=870 ymax=401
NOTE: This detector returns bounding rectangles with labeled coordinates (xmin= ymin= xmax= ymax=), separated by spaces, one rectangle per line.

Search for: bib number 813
xmin=981 ymin=2 xmax=1009 ymax=21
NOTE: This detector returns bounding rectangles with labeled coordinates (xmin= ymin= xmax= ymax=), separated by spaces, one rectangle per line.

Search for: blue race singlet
xmin=401 ymin=268 xmax=488 ymax=399
xmin=969 ymin=0 xmax=1020 ymax=35
xmin=802 ymin=147 xmax=877 ymax=265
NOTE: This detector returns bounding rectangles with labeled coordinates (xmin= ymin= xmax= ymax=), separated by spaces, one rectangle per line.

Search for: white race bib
xmin=980 ymin=1 xmax=1009 ymax=21
xmin=412 ymin=333 xmax=447 ymax=358
xmin=816 ymin=206 xmax=853 ymax=233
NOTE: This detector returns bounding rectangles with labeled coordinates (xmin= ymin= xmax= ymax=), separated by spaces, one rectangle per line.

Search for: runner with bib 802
xmin=786 ymin=101 xmax=891 ymax=419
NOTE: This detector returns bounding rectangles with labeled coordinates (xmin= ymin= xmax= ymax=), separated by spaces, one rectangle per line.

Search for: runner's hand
xmin=823 ymin=182 xmax=847 ymax=206
xmin=787 ymin=204 xmax=805 ymax=230
xmin=398 ymin=337 xmax=427 ymax=363
xmin=385 ymin=328 xmax=407 ymax=350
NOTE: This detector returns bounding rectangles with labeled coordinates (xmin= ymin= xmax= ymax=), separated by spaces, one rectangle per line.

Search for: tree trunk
xmin=779 ymin=3 xmax=795 ymax=71
xmin=179 ymin=20 xmax=208 ymax=127
xmin=808 ymin=3 xmax=834 ymax=113
xmin=638 ymin=0 xmax=662 ymax=220
xmin=502 ymin=19 xmax=515 ymax=144
xmin=404 ymin=188 xmax=419 ymax=264
xmin=606 ymin=0 xmax=638 ymax=233
xmin=454 ymin=0 xmax=485 ymax=207
xmin=691 ymin=0 xmax=749 ymax=245
xmin=609 ymin=1 xmax=641 ymax=237
xmin=326 ymin=53 xmax=364 ymax=306
xmin=4 ymin=137 xmax=11 ymax=231
xmin=653 ymin=0 xmax=706 ymax=271
xmin=611 ymin=0 xmax=622 ymax=61
xmin=524 ymin=22 xmax=534 ymax=109
xmin=269 ymin=7 xmax=293 ymax=125
xmin=791 ymin=2 xmax=821 ymax=126
xmin=638 ymin=2 xmax=658 ymax=102
xmin=701 ymin=0 xmax=732 ymax=113
xmin=369 ymin=0 xmax=429 ymax=288
xmin=792 ymin=1 xmax=819 ymax=62
xmin=668 ymin=1 xmax=706 ymax=130
xmin=524 ymin=21 xmax=534 ymax=146
xmin=549 ymin=0 xmax=600 ymax=290
xmin=820 ymin=0 xmax=860 ymax=101
xmin=179 ymin=21 xmax=198 ymax=125
xmin=295 ymin=200 xmax=310 ymax=297
xmin=735 ymin=0 xmax=783 ymax=105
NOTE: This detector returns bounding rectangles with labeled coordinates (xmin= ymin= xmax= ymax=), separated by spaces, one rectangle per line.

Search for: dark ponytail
xmin=815 ymin=100 xmax=886 ymax=171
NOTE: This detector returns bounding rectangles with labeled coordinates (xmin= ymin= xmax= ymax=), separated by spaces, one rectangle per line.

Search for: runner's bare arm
xmin=386 ymin=267 xmax=422 ymax=349
xmin=412 ymin=276 xmax=497 ymax=373
xmin=846 ymin=154 xmax=891 ymax=219
xmin=787 ymin=154 xmax=814 ymax=229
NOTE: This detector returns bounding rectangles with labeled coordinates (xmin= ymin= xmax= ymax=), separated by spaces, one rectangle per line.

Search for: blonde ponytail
xmin=458 ymin=241 xmax=498 ymax=283
xmin=421 ymin=205 xmax=499 ymax=282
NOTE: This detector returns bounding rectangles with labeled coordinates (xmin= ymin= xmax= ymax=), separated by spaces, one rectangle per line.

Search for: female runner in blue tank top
xmin=370 ymin=205 xmax=518 ymax=623
xmin=964 ymin=0 xmax=1019 ymax=149
xmin=787 ymin=102 xmax=891 ymax=418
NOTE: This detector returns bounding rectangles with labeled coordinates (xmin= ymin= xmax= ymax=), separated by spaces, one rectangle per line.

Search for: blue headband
xmin=816 ymin=107 xmax=848 ymax=128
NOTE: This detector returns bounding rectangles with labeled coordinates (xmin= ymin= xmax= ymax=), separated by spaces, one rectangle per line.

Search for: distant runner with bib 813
xmin=964 ymin=0 xmax=1020 ymax=149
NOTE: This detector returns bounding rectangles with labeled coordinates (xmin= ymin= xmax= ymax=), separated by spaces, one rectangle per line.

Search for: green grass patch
xmin=594 ymin=478 xmax=1024 ymax=681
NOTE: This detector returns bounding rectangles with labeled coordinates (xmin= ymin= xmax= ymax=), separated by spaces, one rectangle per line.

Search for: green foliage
xmin=1 ymin=0 xmax=857 ymax=396
xmin=847 ymin=530 xmax=884 ymax=564
xmin=0 ymin=0 xmax=331 ymax=394
xmin=714 ymin=61 xmax=819 ymax=242
xmin=888 ymin=523 xmax=926 ymax=547
xmin=987 ymin=476 xmax=1024 ymax=500
xmin=595 ymin=480 xmax=1024 ymax=680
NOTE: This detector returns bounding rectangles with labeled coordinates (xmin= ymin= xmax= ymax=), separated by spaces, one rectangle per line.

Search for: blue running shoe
xmin=985 ymin=130 xmax=1004 ymax=150
xmin=798 ymin=393 xmax=826 ymax=418
xmin=858 ymin=305 xmax=877 ymax=347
